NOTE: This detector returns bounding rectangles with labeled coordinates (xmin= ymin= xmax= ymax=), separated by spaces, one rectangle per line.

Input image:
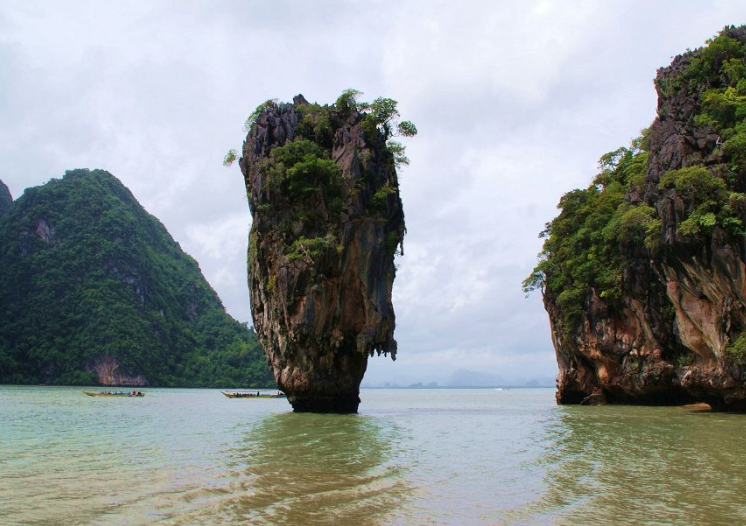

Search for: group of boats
xmin=82 ymin=389 xmax=286 ymax=399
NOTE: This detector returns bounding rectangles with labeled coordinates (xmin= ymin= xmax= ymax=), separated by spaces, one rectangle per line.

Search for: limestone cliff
xmin=531 ymin=26 xmax=746 ymax=410
xmin=240 ymin=93 xmax=410 ymax=412
xmin=0 ymin=180 xmax=12 ymax=217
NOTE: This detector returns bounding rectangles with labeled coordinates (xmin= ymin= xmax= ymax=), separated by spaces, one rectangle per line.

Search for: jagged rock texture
xmin=241 ymin=95 xmax=404 ymax=413
xmin=548 ymin=27 xmax=746 ymax=410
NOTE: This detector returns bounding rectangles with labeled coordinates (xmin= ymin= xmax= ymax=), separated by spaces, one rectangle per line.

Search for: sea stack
xmin=240 ymin=93 xmax=409 ymax=412
xmin=527 ymin=26 xmax=746 ymax=410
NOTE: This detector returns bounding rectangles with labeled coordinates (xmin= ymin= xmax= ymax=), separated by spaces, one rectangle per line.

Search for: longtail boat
xmin=221 ymin=391 xmax=286 ymax=399
xmin=83 ymin=391 xmax=145 ymax=397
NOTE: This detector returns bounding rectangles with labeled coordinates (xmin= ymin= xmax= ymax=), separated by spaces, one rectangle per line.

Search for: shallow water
xmin=1 ymin=386 xmax=745 ymax=525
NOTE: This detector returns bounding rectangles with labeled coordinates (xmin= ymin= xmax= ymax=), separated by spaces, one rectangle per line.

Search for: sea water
xmin=1 ymin=386 xmax=745 ymax=525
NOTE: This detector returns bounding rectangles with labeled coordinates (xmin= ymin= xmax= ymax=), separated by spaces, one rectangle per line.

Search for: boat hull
xmin=221 ymin=391 xmax=286 ymax=399
xmin=83 ymin=391 xmax=144 ymax=397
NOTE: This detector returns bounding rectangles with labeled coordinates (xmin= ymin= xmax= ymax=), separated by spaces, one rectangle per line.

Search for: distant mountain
xmin=0 ymin=169 xmax=273 ymax=387
xmin=522 ymin=378 xmax=555 ymax=388
xmin=448 ymin=369 xmax=505 ymax=387
xmin=0 ymin=180 xmax=12 ymax=217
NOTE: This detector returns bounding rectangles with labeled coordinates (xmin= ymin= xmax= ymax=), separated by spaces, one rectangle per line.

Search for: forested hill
xmin=0 ymin=180 xmax=11 ymax=217
xmin=0 ymin=169 xmax=273 ymax=387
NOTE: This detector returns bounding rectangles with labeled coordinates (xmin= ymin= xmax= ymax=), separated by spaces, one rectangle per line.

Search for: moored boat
xmin=83 ymin=391 xmax=145 ymax=397
xmin=221 ymin=391 xmax=286 ymax=399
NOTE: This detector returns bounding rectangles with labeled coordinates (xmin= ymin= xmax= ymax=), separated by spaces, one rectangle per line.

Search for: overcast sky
xmin=2 ymin=1 xmax=745 ymax=385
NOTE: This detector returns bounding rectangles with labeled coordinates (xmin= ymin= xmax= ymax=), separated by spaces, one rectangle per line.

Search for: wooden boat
xmin=221 ymin=391 xmax=286 ymax=399
xmin=83 ymin=391 xmax=145 ymax=397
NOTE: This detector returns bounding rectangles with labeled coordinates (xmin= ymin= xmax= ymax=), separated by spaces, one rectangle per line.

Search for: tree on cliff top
xmin=223 ymin=89 xmax=417 ymax=168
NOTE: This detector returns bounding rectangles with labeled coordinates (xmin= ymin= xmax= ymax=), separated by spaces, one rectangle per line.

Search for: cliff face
xmin=0 ymin=169 xmax=272 ymax=387
xmin=0 ymin=180 xmax=12 ymax=217
xmin=535 ymin=26 xmax=746 ymax=410
xmin=240 ymin=94 xmax=406 ymax=413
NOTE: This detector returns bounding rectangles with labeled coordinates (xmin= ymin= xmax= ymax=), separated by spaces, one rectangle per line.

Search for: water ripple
xmin=3 ymin=387 xmax=746 ymax=525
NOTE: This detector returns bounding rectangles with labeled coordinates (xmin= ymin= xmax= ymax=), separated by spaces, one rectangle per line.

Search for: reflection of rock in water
xmin=222 ymin=413 xmax=410 ymax=525
xmin=508 ymin=406 xmax=746 ymax=525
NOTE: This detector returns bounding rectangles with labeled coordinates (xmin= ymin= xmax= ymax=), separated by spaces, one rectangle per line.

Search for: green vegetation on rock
xmin=725 ymin=332 xmax=746 ymax=363
xmin=241 ymin=91 xmax=413 ymax=411
xmin=523 ymin=140 xmax=651 ymax=337
xmin=247 ymin=90 xmax=416 ymax=267
xmin=526 ymin=27 xmax=746 ymax=342
xmin=0 ymin=180 xmax=12 ymax=217
xmin=0 ymin=169 xmax=273 ymax=387
xmin=264 ymin=139 xmax=342 ymax=197
xmin=658 ymin=166 xmax=744 ymax=236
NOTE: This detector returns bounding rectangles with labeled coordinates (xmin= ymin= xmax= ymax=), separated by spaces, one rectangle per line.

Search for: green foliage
xmin=223 ymin=99 xmax=278 ymax=169
xmin=655 ymin=30 xmax=746 ymax=238
xmin=223 ymin=149 xmax=238 ymax=167
xmin=361 ymin=95 xmax=418 ymax=143
xmin=263 ymin=139 xmax=341 ymax=196
xmin=657 ymin=28 xmax=746 ymax=100
xmin=0 ymin=182 xmax=12 ymax=217
xmin=266 ymin=275 xmax=276 ymax=293
xmin=335 ymin=89 xmax=363 ymax=113
xmin=386 ymin=141 xmax=409 ymax=168
xmin=297 ymin=103 xmax=335 ymax=147
xmin=235 ymin=89 xmax=417 ymax=178
xmin=0 ymin=169 xmax=274 ymax=387
xmin=397 ymin=121 xmax=418 ymax=137
xmin=385 ymin=231 xmax=401 ymax=254
xmin=244 ymin=99 xmax=278 ymax=132
xmin=674 ymin=352 xmax=695 ymax=368
xmin=604 ymin=204 xmax=661 ymax=250
xmin=524 ymin=138 xmax=653 ymax=337
xmin=594 ymin=148 xmax=649 ymax=191
xmin=286 ymin=157 xmax=340 ymax=194
xmin=658 ymin=166 xmax=744 ymax=236
xmin=270 ymin=138 xmax=328 ymax=166
xmin=725 ymin=332 xmax=746 ymax=363
xmin=659 ymin=166 xmax=725 ymax=199
xmin=286 ymin=233 xmax=337 ymax=261
xmin=671 ymin=27 xmax=746 ymax=188
xmin=692 ymin=61 xmax=746 ymax=181
xmin=701 ymin=87 xmax=746 ymax=129
xmin=246 ymin=90 xmax=413 ymax=278
xmin=681 ymin=30 xmax=746 ymax=87
xmin=368 ymin=97 xmax=399 ymax=128
xmin=372 ymin=184 xmax=397 ymax=208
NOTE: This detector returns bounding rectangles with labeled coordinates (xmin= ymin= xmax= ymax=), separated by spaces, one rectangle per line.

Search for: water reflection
xmin=511 ymin=406 xmax=746 ymax=526
xmin=215 ymin=412 xmax=411 ymax=525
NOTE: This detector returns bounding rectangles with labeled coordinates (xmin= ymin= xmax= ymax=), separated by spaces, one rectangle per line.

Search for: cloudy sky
xmin=2 ymin=1 xmax=745 ymax=385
